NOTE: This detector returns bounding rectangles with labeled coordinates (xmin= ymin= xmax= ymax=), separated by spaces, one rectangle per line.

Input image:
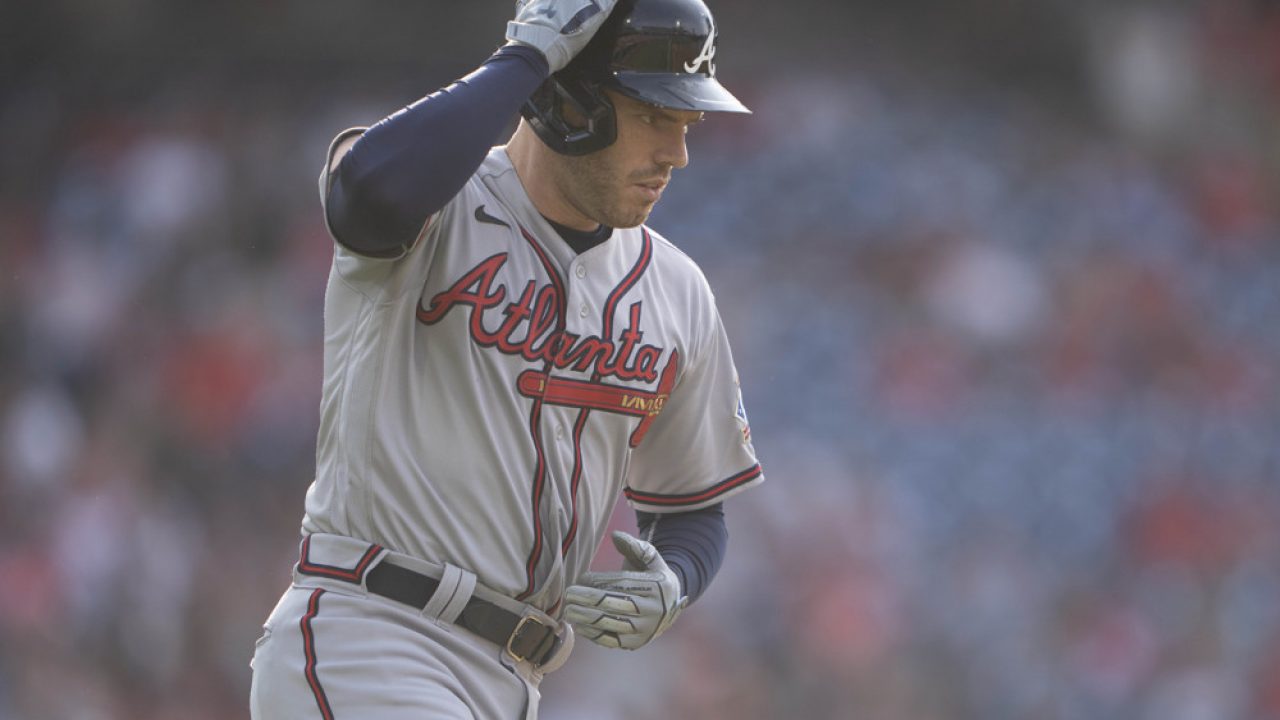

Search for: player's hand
xmin=562 ymin=531 xmax=687 ymax=651
xmin=505 ymin=0 xmax=618 ymax=74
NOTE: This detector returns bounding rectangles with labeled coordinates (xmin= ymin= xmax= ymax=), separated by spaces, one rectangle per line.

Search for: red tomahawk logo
xmin=517 ymin=350 xmax=679 ymax=447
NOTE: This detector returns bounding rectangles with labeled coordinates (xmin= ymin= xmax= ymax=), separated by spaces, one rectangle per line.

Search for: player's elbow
xmin=326 ymin=166 xmax=424 ymax=255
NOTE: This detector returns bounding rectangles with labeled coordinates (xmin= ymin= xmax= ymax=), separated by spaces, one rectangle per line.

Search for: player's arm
xmin=325 ymin=0 xmax=618 ymax=256
xmin=324 ymin=46 xmax=547 ymax=257
xmin=635 ymin=503 xmax=726 ymax=604
xmin=562 ymin=504 xmax=726 ymax=651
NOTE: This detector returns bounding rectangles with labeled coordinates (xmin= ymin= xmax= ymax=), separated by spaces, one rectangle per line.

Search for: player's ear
xmin=559 ymin=97 xmax=588 ymax=130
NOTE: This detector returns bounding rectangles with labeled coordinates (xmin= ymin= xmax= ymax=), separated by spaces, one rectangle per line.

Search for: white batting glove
xmin=505 ymin=0 xmax=618 ymax=74
xmin=562 ymin=531 xmax=688 ymax=651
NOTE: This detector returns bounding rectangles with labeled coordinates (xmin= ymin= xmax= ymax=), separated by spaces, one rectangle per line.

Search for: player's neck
xmin=545 ymin=216 xmax=612 ymax=254
xmin=506 ymin=126 xmax=601 ymax=233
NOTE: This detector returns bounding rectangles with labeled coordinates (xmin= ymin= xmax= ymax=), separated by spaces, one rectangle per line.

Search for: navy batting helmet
xmin=522 ymin=0 xmax=751 ymax=156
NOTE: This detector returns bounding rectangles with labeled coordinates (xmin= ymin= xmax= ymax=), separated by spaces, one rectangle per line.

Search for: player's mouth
xmin=635 ymin=180 xmax=667 ymax=203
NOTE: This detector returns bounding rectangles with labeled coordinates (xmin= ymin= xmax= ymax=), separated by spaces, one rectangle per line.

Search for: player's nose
xmin=654 ymin=129 xmax=689 ymax=170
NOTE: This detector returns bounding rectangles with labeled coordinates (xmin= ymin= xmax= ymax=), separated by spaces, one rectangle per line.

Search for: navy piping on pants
xmin=300 ymin=588 xmax=335 ymax=720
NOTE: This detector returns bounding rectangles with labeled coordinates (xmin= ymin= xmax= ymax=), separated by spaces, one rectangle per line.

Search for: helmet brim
xmin=610 ymin=72 xmax=751 ymax=114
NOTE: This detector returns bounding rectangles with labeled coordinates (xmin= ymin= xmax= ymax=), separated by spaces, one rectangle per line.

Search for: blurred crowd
xmin=3 ymin=1 xmax=1280 ymax=719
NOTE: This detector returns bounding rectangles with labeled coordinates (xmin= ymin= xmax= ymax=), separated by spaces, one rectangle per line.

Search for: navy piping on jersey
xmin=561 ymin=228 xmax=654 ymax=557
xmin=624 ymin=464 xmax=763 ymax=507
xmin=516 ymin=225 xmax=567 ymax=602
xmin=561 ymin=408 xmax=592 ymax=558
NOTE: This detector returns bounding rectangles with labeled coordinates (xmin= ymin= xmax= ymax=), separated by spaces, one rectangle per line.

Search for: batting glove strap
xmin=505 ymin=0 xmax=616 ymax=74
xmin=562 ymin=531 xmax=688 ymax=651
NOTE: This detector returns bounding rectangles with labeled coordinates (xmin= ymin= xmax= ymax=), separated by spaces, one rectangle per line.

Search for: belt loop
xmin=295 ymin=533 xmax=385 ymax=587
xmin=421 ymin=563 xmax=476 ymax=625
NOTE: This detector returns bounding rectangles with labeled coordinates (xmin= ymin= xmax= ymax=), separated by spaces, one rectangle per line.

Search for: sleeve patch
xmin=735 ymin=388 xmax=752 ymax=446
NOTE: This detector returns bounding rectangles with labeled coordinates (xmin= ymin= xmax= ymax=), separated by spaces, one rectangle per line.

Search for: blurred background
xmin=3 ymin=0 xmax=1280 ymax=718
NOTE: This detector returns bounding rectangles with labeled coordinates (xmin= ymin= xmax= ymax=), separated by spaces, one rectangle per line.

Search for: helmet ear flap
xmin=521 ymin=76 xmax=618 ymax=156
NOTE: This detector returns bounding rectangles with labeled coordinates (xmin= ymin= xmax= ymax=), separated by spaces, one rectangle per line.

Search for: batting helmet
xmin=522 ymin=0 xmax=751 ymax=156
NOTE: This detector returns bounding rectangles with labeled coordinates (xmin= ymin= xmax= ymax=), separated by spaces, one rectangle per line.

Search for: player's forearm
xmin=326 ymin=45 xmax=548 ymax=254
xmin=635 ymin=503 xmax=727 ymax=604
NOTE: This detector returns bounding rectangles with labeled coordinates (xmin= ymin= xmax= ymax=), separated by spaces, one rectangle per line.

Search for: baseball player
xmin=249 ymin=0 xmax=762 ymax=716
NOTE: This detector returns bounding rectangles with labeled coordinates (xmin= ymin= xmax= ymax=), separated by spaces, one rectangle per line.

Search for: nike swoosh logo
xmin=475 ymin=204 xmax=510 ymax=228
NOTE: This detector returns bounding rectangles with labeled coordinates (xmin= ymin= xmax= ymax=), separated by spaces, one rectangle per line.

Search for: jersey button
xmin=579 ymin=304 xmax=589 ymax=317
xmin=575 ymin=265 xmax=587 ymax=278
xmin=556 ymin=425 xmax=565 ymax=439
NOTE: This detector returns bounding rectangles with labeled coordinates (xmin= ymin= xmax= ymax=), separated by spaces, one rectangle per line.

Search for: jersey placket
xmin=514 ymin=227 xmax=656 ymax=601
xmin=515 ymin=226 xmax=569 ymax=602
xmin=556 ymin=230 xmax=654 ymax=568
xmin=556 ymin=254 xmax=598 ymax=564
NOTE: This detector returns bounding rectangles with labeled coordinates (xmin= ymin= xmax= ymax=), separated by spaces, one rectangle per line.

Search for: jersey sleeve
xmin=622 ymin=294 xmax=764 ymax=513
xmin=318 ymin=127 xmax=435 ymax=262
xmin=317 ymin=127 xmax=448 ymax=302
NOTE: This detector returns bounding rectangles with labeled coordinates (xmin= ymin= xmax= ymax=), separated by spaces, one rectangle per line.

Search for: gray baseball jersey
xmin=251 ymin=129 xmax=764 ymax=720
xmin=301 ymin=130 xmax=762 ymax=610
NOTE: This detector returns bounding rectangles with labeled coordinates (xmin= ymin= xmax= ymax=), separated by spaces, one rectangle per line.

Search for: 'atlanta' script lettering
xmin=416 ymin=253 xmax=663 ymax=383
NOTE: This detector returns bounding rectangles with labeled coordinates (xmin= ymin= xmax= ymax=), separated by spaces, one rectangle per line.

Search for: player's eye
xmin=637 ymin=113 xmax=656 ymax=125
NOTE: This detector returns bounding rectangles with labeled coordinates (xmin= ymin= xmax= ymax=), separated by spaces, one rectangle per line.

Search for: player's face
xmin=556 ymin=91 xmax=703 ymax=229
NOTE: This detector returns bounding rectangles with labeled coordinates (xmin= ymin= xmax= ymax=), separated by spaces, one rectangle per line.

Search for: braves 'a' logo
xmin=683 ymin=21 xmax=716 ymax=75
xmin=416 ymin=253 xmax=666 ymax=385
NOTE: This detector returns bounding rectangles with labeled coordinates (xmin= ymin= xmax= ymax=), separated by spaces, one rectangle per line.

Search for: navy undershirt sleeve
xmin=326 ymin=44 xmax=549 ymax=255
xmin=635 ymin=503 xmax=728 ymax=604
